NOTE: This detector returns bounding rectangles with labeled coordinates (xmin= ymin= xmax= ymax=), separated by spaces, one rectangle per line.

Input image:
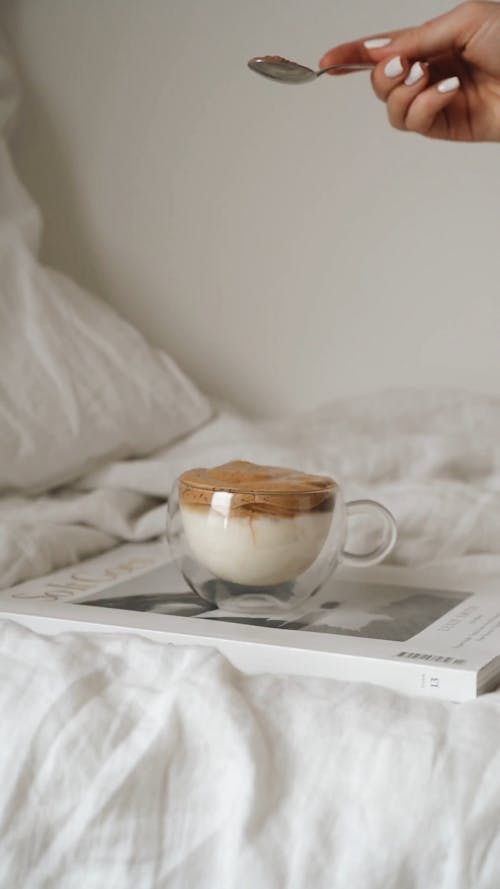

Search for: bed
xmin=3 ymin=393 xmax=500 ymax=887
xmin=2 ymin=11 xmax=500 ymax=889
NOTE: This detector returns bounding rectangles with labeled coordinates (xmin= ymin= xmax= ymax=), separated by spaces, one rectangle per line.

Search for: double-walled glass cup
xmin=166 ymin=463 xmax=397 ymax=615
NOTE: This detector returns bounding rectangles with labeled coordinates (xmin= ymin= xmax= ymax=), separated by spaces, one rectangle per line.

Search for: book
xmin=2 ymin=541 xmax=500 ymax=702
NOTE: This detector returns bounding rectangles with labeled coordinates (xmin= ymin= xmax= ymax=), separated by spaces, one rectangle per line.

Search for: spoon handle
xmin=318 ymin=63 xmax=374 ymax=75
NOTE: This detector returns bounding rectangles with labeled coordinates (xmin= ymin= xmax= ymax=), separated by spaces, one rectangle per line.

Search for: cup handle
xmin=342 ymin=499 xmax=397 ymax=567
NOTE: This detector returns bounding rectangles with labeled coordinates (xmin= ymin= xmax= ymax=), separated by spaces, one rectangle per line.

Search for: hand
xmin=319 ymin=1 xmax=500 ymax=142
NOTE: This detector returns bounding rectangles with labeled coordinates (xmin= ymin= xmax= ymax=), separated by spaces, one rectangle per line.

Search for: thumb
xmin=320 ymin=2 xmax=478 ymax=71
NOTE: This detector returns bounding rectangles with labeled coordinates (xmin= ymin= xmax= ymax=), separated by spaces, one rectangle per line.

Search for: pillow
xmin=0 ymin=37 xmax=212 ymax=493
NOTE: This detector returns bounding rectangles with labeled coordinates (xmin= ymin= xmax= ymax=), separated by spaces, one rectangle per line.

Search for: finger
xmin=319 ymin=1 xmax=479 ymax=72
xmin=404 ymin=76 xmax=462 ymax=135
xmin=370 ymin=55 xmax=411 ymax=101
xmin=320 ymin=34 xmax=397 ymax=72
xmin=318 ymin=39 xmax=377 ymax=75
xmin=386 ymin=63 xmax=431 ymax=129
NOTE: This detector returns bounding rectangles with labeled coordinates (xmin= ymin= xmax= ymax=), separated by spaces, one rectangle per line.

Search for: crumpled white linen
xmin=3 ymin=387 xmax=500 ymax=588
xmin=1 ymin=617 xmax=500 ymax=889
xmin=3 ymin=390 xmax=500 ymax=888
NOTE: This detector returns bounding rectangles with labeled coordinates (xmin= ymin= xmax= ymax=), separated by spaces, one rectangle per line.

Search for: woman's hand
xmin=319 ymin=1 xmax=500 ymax=141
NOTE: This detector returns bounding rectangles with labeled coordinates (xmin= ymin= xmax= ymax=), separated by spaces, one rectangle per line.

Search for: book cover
xmin=2 ymin=542 xmax=500 ymax=702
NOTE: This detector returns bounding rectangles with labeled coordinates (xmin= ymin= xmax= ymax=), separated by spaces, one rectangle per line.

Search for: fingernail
xmin=437 ymin=76 xmax=460 ymax=94
xmin=384 ymin=56 xmax=404 ymax=78
xmin=364 ymin=37 xmax=392 ymax=49
xmin=404 ymin=61 xmax=424 ymax=86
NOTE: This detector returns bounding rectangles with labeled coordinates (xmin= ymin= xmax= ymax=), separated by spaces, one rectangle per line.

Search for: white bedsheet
xmin=2 ymin=388 xmax=500 ymax=886
xmin=2 ymin=388 xmax=500 ymax=588
xmin=2 ymin=610 xmax=500 ymax=889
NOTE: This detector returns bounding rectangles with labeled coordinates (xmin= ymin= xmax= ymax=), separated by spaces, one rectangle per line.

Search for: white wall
xmin=1 ymin=0 xmax=499 ymax=416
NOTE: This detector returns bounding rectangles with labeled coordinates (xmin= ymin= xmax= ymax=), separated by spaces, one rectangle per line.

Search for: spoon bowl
xmin=248 ymin=55 xmax=373 ymax=84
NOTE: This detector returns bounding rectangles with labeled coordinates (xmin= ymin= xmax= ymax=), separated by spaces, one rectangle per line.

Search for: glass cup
xmin=166 ymin=471 xmax=397 ymax=615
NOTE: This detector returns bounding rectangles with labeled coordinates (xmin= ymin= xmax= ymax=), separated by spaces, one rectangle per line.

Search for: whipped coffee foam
xmin=179 ymin=461 xmax=335 ymax=586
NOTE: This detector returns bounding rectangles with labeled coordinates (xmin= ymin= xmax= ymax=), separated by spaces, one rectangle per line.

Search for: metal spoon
xmin=248 ymin=55 xmax=374 ymax=84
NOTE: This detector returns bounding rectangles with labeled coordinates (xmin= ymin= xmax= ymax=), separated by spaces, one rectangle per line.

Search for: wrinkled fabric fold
xmin=1 ymin=620 xmax=500 ymax=888
xmin=3 ymin=389 xmax=500 ymax=588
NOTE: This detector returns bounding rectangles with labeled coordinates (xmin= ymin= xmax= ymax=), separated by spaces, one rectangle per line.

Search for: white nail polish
xmin=384 ymin=56 xmax=404 ymax=78
xmin=404 ymin=62 xmax=424 ymax=86
xmin=437 ymin=76 xmax=460 ymax=94
xmin=364 ymin=37 xmax=392 ymax=49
